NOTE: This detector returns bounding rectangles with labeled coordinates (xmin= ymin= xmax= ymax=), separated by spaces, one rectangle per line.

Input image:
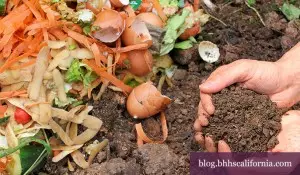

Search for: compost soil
xmin=43 ymin=0 xmax=300 ymax=174
xmin=202 ymin=86 xmax=286 ymax=152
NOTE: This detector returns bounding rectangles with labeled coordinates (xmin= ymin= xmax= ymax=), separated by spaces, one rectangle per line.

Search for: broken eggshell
xmin=121 ymin=17 xmax=153 ymax=47
xmin=109 ymin=0 xmax=129 ymax=8
xmin=92 ymin=9 xmax=125 ymax=43
xmin=198 ymin=41 xmax=220 ymax=63
xmin=127 ymin=49 xmax=153 ymax=76
xmin=126 ymin=82 xmax=171 ymax=119
xmin=136 ymin=12 xmax=164 ymax=28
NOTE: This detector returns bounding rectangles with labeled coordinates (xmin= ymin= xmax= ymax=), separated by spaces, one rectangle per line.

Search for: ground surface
xmin=43 ymin=0 xmax=300 ymax=174
xmin=202 ymin=86 xmax=285 ymax=152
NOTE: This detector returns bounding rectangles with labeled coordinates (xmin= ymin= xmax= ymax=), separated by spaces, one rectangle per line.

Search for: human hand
xmin=194 ymin=42 xmax=300 ymax=144
xmin=197 ymin=110 xmax=300 ymax=175
xmin=198 ymin=110 xmax=300 ymax=152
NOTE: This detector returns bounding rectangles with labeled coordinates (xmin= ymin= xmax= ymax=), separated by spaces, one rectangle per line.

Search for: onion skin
xmin=121 ymin=17 xmax=153 ymax=47
xmin=92 ymin=9 xmax=125 ymax=43
xmin=127 ymin=82 xmax=171 ymax=119
xmin=127 ymin=49 xmax=153 ymax=76
xmin=179 ymin=22 xmax=201 ymax=40
xmin=137 ymin=13 xmax=163 ymax=28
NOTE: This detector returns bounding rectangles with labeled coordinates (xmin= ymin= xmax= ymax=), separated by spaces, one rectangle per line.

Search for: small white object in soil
xmin=198 ymin=41 xmax=220 ymax=63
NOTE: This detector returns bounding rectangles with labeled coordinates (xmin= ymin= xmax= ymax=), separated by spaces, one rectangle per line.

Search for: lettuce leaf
xmin=160 ymin=0 xmax=178 ymax=7
xmin=280 ymin=3 xmax=300 ymax=21
xmin=65 ymin=59 xmax=97 ymax=87
xmin=160 ymin=8 xmax=191 ymax=55
xmin=174 ymin=37 xmax=197 ymax=49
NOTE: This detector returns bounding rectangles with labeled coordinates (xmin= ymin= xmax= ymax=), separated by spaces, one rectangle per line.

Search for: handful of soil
xmin=202 ymin=86 xmax=286 ymax=152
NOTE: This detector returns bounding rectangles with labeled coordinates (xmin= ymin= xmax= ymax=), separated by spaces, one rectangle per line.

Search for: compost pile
xmin=202 ymin=86 xmax=286 ymax=152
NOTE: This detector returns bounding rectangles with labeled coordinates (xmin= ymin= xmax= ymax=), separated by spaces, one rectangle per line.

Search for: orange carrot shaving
xmin=2 ymin=37 xmax=17 ymax=58
xmin=86 ymin=2 xmax=100 ymax=14
xmin=124 ymin=5 xmax=136 ymax=18
xmin=83 ymin=60 xmax=133 ymax=93
xmin=23 ymin=0 xmax=42 ymax=20
xmin=0 ymin=90 xmax=28 ymax=100
xmin=10 ymin=59 xmax=36 ymax=70
xmin=0 ymin=33 xmax=13 ymax=51
xmin=0 ymin=105 xmax=8 ymax=117
xmin=135 ymin=112 xmax=168 ymax=146
xmin=112 ymin=43 xmax=149 ymax=53
xmin=63 ymin=26 xmax=91 ymax=49
xmin=152 ymin=0 xmax=167 ymax=23
xmin=70 ymin=24 xmax=83 ymax=34
xmin=0 ymin=51 xmax=33 ymax=73
xmin=49 ymin=28 xmax=67 ymax=40
xmin=91 ymin=43 xmax=107 ymax=66
xmin=193 ymin=0 xmax=199 ymax=11
xmin=42 ymin=28 xmax=49 ymax=42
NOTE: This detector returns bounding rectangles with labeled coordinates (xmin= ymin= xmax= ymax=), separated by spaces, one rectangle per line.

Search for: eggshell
xmin=110 ymin=0 xmax=129 ymax=8
xmin=92 ymin=9 xmax=125 ymax=43
xmin=137 ymin=12 xmax=163 ymax=28
xmin=127 ymin=50 xmax=153 ymax=76
xmin=126 ymin=82 xmax=171 ymax=119
xmin=121 ymin=17 xmax=152 ymax=47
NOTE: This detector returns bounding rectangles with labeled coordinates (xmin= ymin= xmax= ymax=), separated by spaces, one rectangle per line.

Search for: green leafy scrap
xmin=0 ymin=116 xmax=10 ymax=126
xmin=160 ymin=8 xmax=191 ymax=55
xmin=0 ymin=137 xmax=51 ymax=158
xmin=247 ymin=0 xmax=256 ymax=6
xmin=280 ymin=3 xmax=300 ymax=21
xmin=65 ymin=59 xmax=97 ymax=87
xmin=174 ymin=37 xmax=197 ymax=50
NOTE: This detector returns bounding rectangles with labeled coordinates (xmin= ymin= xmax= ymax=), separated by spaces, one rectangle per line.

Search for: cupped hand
xmin=194 ymin=42 xmax=300 ymax=145
xmin=198 ymin=110 xmax=300 ymax=153
xmin=196 ymin=111 xmax=300 ymax=175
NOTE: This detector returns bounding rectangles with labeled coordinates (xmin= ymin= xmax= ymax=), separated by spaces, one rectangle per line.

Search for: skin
xmin=194 ymin=42 xmax=300 ymax=152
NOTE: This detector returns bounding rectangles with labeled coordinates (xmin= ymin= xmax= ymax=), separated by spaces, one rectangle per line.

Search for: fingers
xmin=200 ymin=92 xmax=215 ymax=115
xmin=193 ymin=119 xmax=202 ymax=132
xmin=198 ymin=101 xmax=209 ymax=126
xmin=218 ymin=140 xmax=231 ymax=152
xmin=200 ymin=60 xmax=255 ymax=94
xmin=205 ymin=136 xmax=217 ymax=152
xmin=194 ymin=132 xmax=205 ymax=147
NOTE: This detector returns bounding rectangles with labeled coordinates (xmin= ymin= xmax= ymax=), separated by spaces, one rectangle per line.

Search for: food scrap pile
xmin=0 ymin=0 xmax=211 ymax=173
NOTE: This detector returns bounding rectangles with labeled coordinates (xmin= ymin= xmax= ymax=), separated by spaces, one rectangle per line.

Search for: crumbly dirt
xmin=42 ymin=1 xmax=300 ymax=175
xmin=202 ymin=86 xmax=286 ymax=152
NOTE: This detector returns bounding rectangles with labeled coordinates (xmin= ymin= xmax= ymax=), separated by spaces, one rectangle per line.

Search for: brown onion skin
xmin=126 ymin=82 xmax=171 ymax=119
xmin=136 ymin=12 xmax=163 ymax=28
xmin=179 ymin=22 xmax=201 ymax=40
xmin=127 ymin=49 xmax=153 ymax=76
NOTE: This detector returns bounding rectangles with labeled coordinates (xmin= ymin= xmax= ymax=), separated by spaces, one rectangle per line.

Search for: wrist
xmin=276 ymin=43 xmax=300 ymax=88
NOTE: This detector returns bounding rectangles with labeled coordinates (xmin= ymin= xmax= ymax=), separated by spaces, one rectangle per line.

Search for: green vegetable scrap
xmin=174 ymin=37 xmax=197 ymax=50
xmin=160 ymin=8 xmax=191 ymax=55
xmin=0 ymin=0 xmax=7 ymax=16
xmin=280 ymin=3 xmax=300 ymax=21
xmin=0 ymin=137 xmax=51 ymax=158
xmin=247 ymin=0 xmax=256 ymax=6
xmin=65 ymin=59 xmax=97 ymax=87
xmin=0 ymin=116 xmax=10 ymax=126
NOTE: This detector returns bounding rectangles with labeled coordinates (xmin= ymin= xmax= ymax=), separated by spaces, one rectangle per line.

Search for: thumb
xmin=218 ymin=140 xmax=231 ymax=152
xmin=200 ymin=60 xmax=255 ymax=94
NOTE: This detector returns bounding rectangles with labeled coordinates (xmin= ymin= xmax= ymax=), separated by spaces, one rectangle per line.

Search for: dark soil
xmin=43 ymin=1 xmax=300 ymax=175
xmin=202 ymin=86 xmax=286 ymax=152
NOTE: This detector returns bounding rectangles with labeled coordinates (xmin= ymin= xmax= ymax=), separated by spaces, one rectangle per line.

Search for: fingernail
xmin=200 ymin=82 xmax=214 ymax=90
xmin=200 ymin=117 xmax=209 ymax=126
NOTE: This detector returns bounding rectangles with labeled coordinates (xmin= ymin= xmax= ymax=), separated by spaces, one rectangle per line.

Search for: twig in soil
xmin=209 ymin=15 xmax=228 ymax=27
xmin=244 ymin=0 xmax=266 ymax=27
